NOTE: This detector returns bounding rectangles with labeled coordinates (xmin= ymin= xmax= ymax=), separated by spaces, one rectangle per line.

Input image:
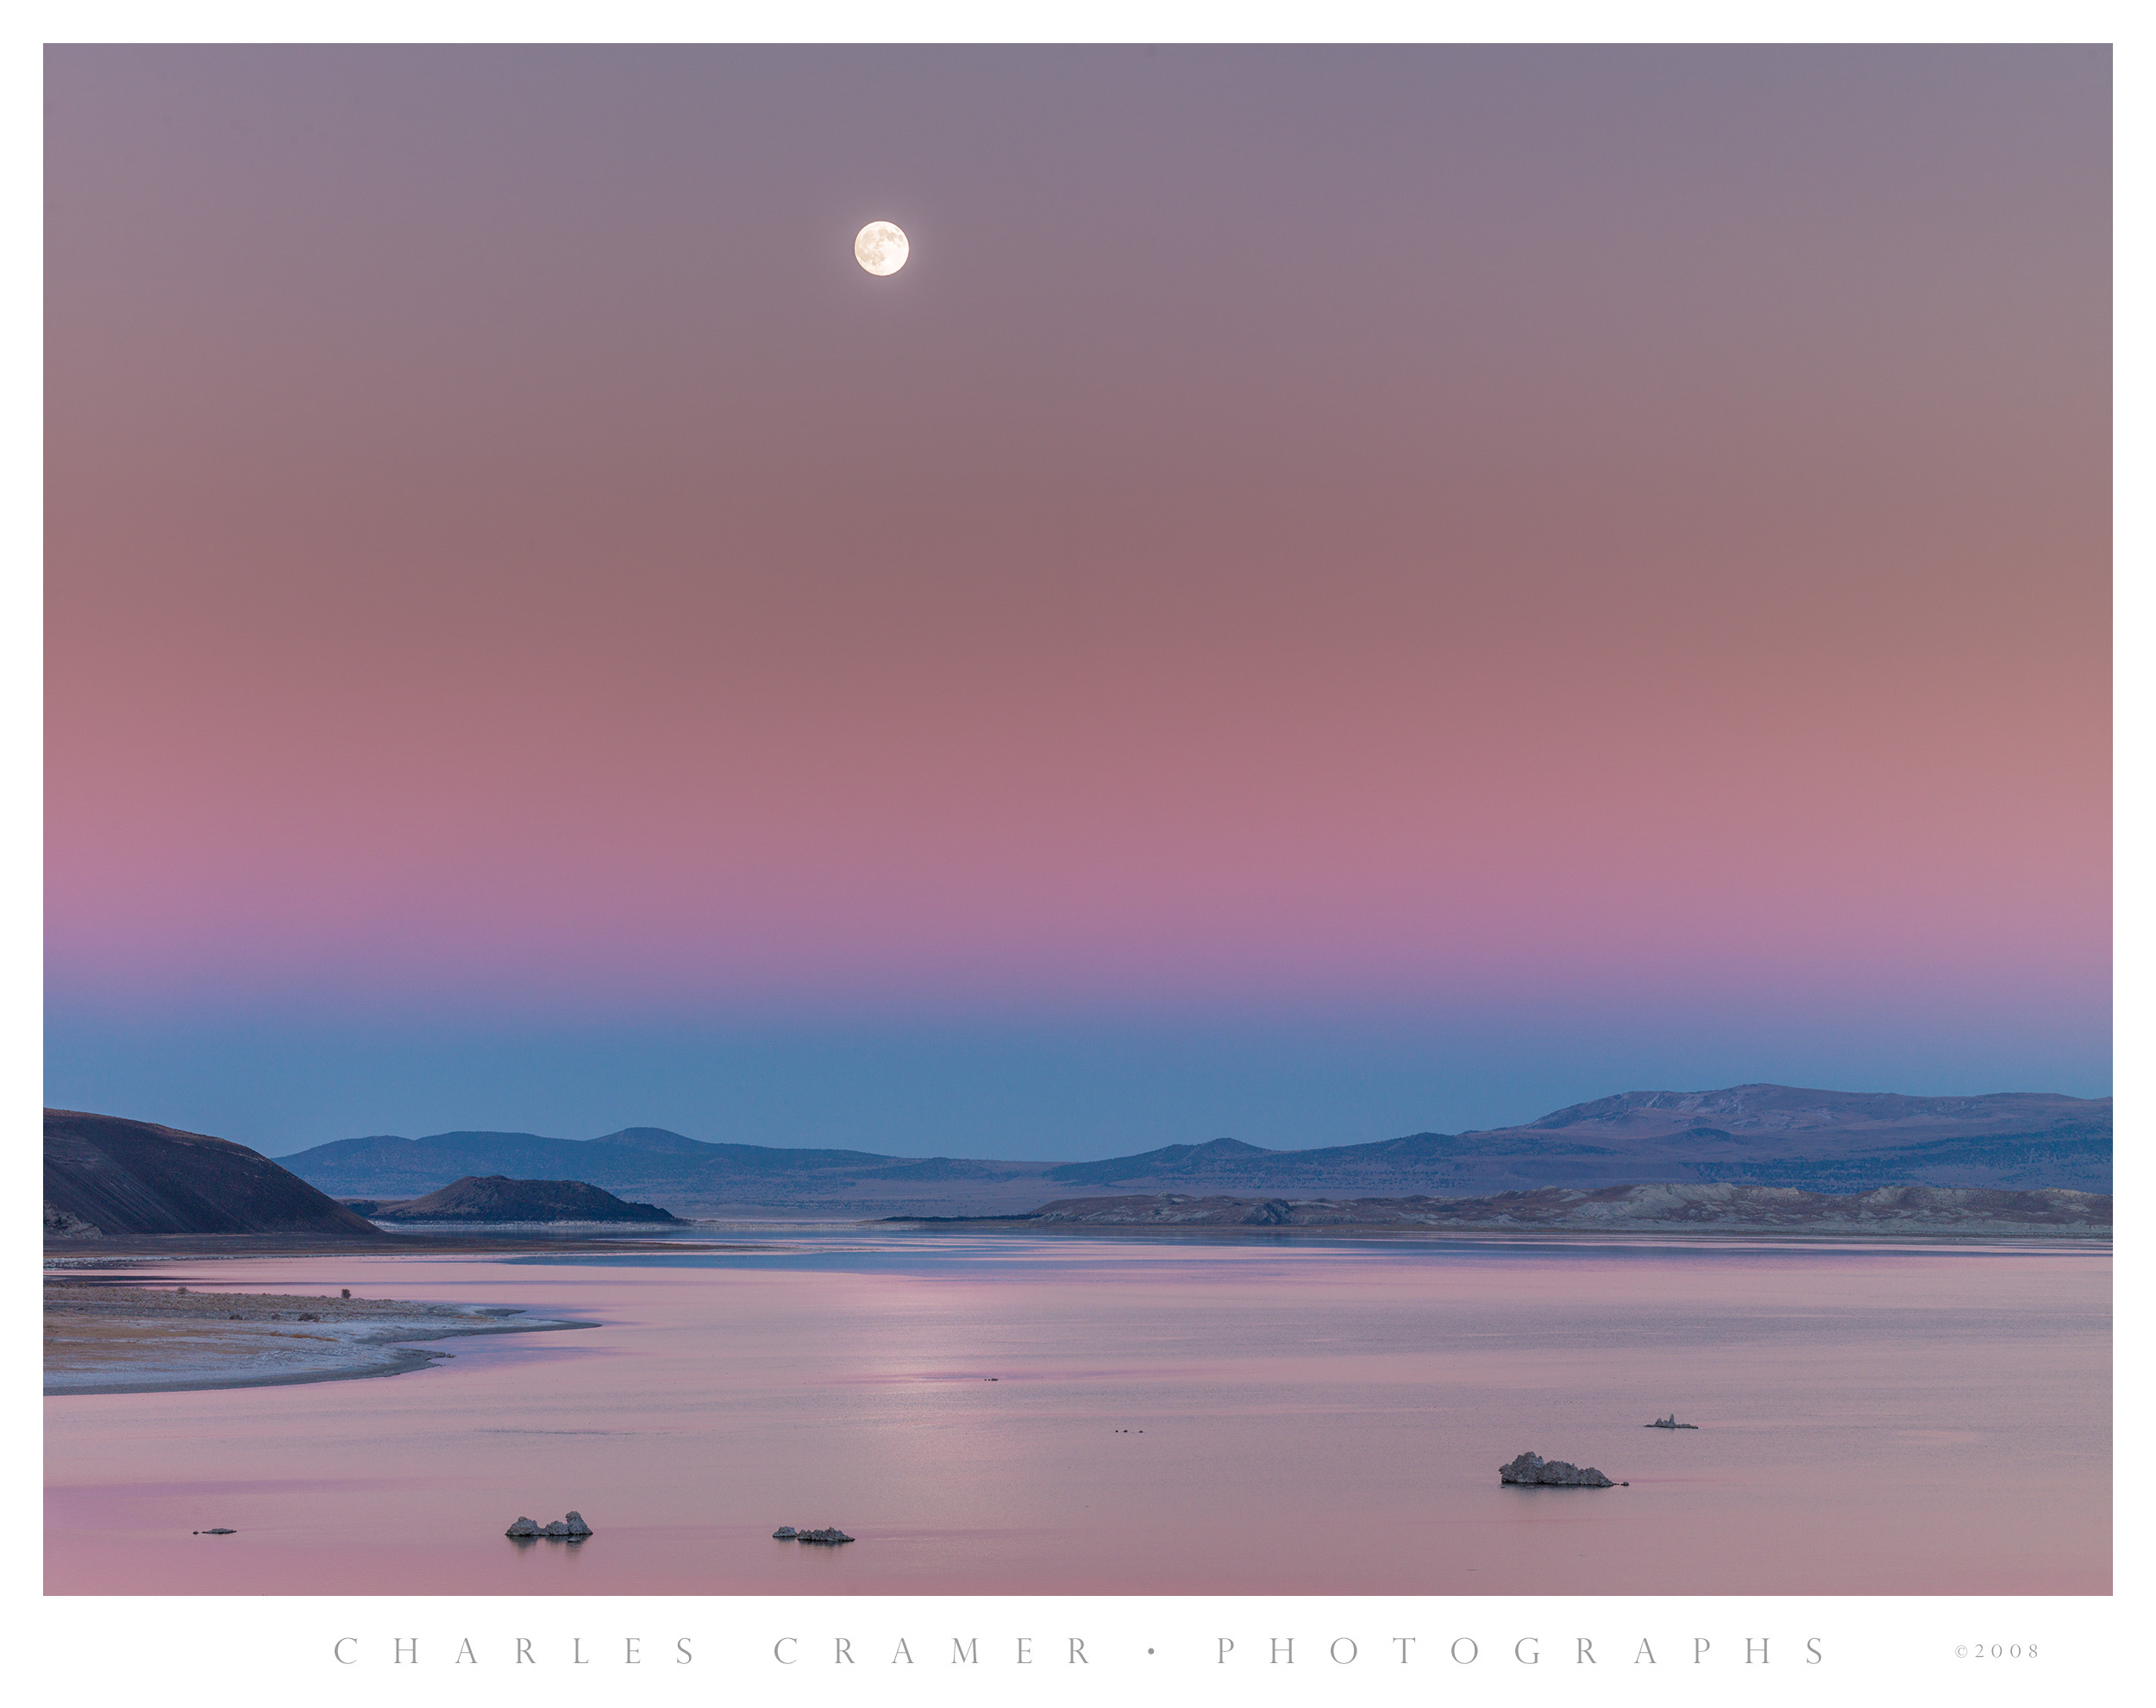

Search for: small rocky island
xmin=505 ymin=1511 xmax=592 ymax=1540
xmin=1645 ymin=1413 xmax=1699 ymax=1430
xmin=772 ymin=1526 xmax=856 ymax=1544
xmin=1500 ymin=1451 xmax=1615 ymax=1487
xmin=354 ymin=1176 xmax=685 ymax=1223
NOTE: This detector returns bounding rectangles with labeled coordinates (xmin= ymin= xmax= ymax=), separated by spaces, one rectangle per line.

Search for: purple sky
xmin=45 ymin=47 xmax=2110 ymax=1156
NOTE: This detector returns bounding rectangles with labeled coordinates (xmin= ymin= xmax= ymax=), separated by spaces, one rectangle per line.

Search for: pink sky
xmin=44 ymin=47 xmax=2109 ymax=1150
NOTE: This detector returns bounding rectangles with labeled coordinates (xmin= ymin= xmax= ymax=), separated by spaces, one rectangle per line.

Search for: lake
xmin=43 ymin=1230 xmax=2111 ymax=1595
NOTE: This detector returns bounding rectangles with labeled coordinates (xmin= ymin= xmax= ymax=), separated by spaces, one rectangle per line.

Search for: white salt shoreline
xmin=42 ymin=1281 xmax=595 ymax=1398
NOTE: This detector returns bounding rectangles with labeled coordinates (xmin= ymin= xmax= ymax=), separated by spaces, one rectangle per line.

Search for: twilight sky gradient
xmin=45 ymin=46 xmax=2110 ymax=1157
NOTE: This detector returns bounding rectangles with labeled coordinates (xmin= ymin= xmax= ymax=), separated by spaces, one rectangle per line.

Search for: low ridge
xmin=1019 ymin=1184 xmax=2111 ymax=1234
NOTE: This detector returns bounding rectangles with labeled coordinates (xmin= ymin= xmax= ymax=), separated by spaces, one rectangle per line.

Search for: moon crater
xmin=855 ymin=221 xmax=909 ymax=276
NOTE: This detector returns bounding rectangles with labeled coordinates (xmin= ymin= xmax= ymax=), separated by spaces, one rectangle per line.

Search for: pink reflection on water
xmin=44 ymin=1237 xmax=2110 ymax=1594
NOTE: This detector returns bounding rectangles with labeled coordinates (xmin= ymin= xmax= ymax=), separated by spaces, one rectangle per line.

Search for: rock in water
xmin=507 ymin=1511 xmax=592 ymax=1540
xmin=772 ymin=1527 xmax=798 ymax=1539
xmin=1499 ymin=1451 xmax=1614 ymax=1487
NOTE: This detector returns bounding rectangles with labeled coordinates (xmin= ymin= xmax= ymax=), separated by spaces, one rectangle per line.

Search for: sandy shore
xmin=44 ymin=1279 xmax=593 ymax=1397
xmin=43 ymin=1228 xmax=748 ymax=1262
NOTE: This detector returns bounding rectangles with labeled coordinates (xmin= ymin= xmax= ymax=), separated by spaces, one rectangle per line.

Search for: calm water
xmin=44 ymin=1232 xmax=2110 ymax=1595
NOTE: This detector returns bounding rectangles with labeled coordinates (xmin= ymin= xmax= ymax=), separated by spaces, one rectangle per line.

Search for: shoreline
xmin=868 ymin=1217 xmax=2112 ymax=1242
xmin=45 ymin=1222 xmax=2112 ymax=1268
xmin=43 ymin=1228 xmax=770 ymax=1264
xmin=43 ymin=1279 xmax=598 ymax=1398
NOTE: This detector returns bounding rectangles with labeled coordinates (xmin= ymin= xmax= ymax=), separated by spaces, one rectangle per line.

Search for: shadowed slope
xmin=45 ymin=1110 xmax=384 ymax=1238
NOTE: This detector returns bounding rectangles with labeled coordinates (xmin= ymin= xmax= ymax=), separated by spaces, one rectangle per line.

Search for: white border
xmin=13 ymin=1595 xmax=2134 ymax=1701
xmin=12 ymin=5 xmax=2138 ymax=1704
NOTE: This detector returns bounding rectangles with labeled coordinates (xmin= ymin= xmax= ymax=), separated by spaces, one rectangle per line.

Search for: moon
xmin=855 ymin=221 xmax=909 ymax=277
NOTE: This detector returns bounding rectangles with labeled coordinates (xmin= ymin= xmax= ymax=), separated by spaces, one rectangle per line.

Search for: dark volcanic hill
xmin=45 ymin=1109 xmax=384 ymax=1239
xmin=353 ymin=1175 xmax=686 ymax=1224
xmin=273 ymin=1084 xmax=2112 ymax=1216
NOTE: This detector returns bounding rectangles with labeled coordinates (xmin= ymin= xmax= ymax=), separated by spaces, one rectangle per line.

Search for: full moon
xmin=855 ymin=221 xmax=909 ymax=276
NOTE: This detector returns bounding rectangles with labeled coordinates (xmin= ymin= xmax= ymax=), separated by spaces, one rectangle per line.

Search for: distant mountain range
xmin=274 ymin=1084 xmax=2112 ymax=1217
